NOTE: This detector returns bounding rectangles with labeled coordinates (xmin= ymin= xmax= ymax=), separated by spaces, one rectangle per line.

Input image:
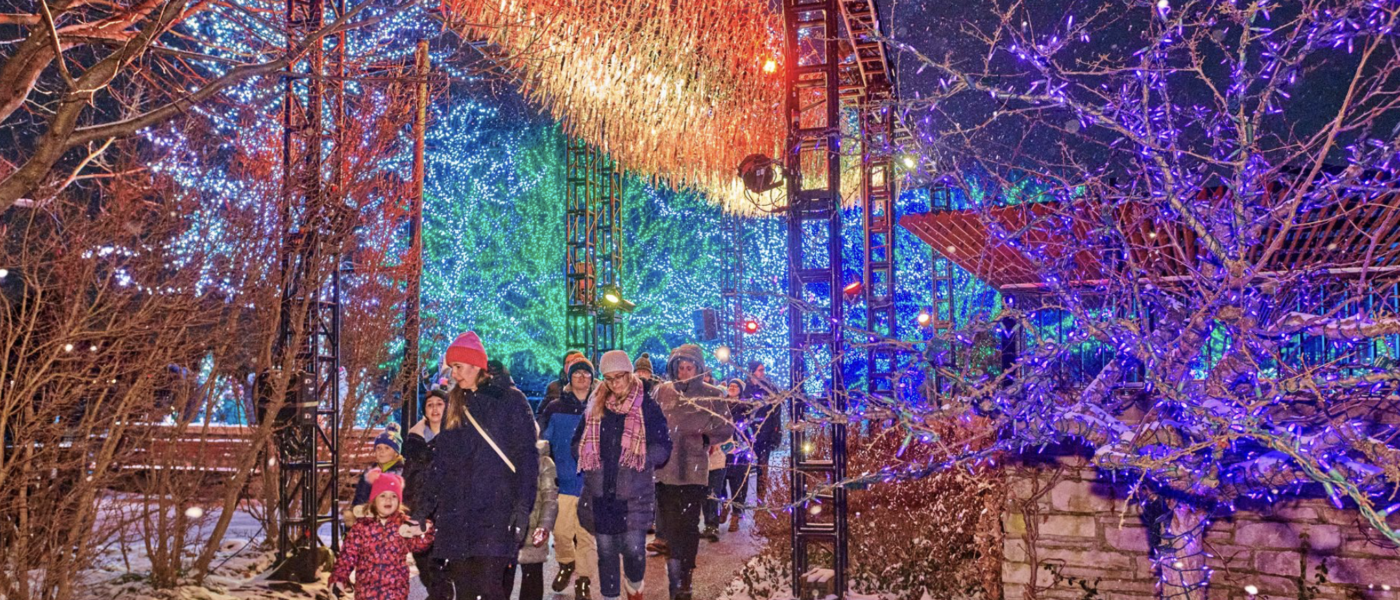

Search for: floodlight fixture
xmin=601 ymin=285 xmax=636 ymax=313
xmin=737 ymin=154 xmax=784 ymax=194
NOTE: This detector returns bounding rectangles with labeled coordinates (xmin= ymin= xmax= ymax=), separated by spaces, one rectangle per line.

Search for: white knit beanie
xmin=597 ymin=350 xmax=635 ymax=375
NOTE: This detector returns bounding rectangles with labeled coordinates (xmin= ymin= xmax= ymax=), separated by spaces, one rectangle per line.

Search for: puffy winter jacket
xmin=518 ymin=441 xmax=559 ymax=564
xmin=539 ymin=390 xmax=588 ymax=496
xmin=329 ymin=511 xmax=433 ymax=600
xmin=413 ymin=378 xmax=539 ymax=560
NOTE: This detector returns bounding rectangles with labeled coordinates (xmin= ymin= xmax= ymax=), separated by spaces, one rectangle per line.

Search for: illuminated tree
xmin=864 ymin=0 xmax=1400 ymax=597
xmin=0 ymin=0 xmax=423 ymax=213
xmin=416 ymin=105 xmax=799 ymax=391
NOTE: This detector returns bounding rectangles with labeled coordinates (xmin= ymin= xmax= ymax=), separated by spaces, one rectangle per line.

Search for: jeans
xmin=704 ymin=468 xmax=727 ymax=527
xmin=594 ymin=530 xmax=648 ymax=599
xmin=502 ymin=562 xmax=543 ymax=600
xmin=440 ymin=556 xmax=513 ymax=600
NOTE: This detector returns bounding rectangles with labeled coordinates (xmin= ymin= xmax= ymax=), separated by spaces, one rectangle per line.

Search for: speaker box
xmin=694 ymin=308 xmax=719 ymax=342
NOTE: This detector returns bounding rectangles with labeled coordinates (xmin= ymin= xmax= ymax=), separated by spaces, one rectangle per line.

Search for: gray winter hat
xmin=598 ymin=349 xmax=635 ymax=375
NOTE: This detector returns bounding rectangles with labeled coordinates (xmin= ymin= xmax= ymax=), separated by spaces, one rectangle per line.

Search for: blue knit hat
xmin=373 ymin=423 xmax=402 ymax=454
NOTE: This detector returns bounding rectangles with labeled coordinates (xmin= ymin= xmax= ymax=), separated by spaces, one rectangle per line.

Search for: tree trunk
xmin=1153 ymin=501 xmax=1210 ymax=600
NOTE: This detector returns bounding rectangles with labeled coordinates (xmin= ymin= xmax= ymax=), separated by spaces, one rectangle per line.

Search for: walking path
xmin=407 ymin=515 xmax=765 ymax=600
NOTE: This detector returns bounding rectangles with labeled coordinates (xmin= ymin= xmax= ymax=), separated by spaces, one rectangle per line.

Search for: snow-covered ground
xmin=77 ymin=496 xmax=769 ymax=600
xmin=80 ymin=495 xmax=333 ymax=600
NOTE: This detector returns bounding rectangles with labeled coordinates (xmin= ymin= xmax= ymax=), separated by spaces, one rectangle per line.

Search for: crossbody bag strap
xmin=465 ymin=406 xmax=516 ymax=473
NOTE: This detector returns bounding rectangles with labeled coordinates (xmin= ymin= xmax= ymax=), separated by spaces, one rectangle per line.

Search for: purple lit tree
xmin=849 ymin=0 xmax=1400 ymax=597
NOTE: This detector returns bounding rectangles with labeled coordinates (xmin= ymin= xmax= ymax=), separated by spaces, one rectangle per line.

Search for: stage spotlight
xmin=742 ymin=319 xmax=760 ymax=334
xmin=901 ymin=155 xmax=917 ymax=169
xmin=762 ymin=58 xmax=777 ymax=74
xmin=916 ymin=310 xmax=932 ymax=327
xmin=843 ymin=281 xmax=863 ymax=296
xmin=715 ymin=345 xmax=732 ymax=363
xmin=601 ymin=285 xmax=636 ymax=313
xmin=737 ymin=154 xmax=783 ymax=194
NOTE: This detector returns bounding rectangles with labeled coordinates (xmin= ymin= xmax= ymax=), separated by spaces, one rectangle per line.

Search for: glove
xmin=399 ymin=519 xmax=428 ymax=538
xmin=510 ymin=510 xmax=532 ymax=547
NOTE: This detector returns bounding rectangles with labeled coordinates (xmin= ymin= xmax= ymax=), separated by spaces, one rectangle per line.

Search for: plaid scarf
xmin=578 ymin=376 xmax=647 ymax=472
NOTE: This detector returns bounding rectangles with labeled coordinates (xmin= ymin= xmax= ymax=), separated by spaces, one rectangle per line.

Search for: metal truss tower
xmin=783 ymin=0 xmax=848 ymax=596
xmin=564 ymin=140 xmax=624 ymax=362
xmin=269 ymin=0 xmax=343 ymax=577
xmin=842 ymin=0 xmax=899 ymax=400
xmin=927 ymin=186 xmax=958 ymax=393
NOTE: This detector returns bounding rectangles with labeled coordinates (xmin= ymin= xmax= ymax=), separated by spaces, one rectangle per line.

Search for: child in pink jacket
xmin=329 ymin=472 xmax=433 ymax=600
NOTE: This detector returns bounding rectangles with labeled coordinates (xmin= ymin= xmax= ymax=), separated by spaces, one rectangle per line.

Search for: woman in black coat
xmin=402 ymin=386 xmax=447 ymax=591
xmin=412 ymin=332 xmax=538 ymax=600
xmin=571 ymin=350 xmax=671 ymax=600
xmin=745 ymin=360 xmax=782 ymax=501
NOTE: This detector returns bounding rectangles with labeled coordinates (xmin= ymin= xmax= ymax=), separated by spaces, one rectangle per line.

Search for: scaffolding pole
xmin=403 ymin=39 xmax=428 ymax=427
xmin=784 ymin=0 xmax=848 ymax=596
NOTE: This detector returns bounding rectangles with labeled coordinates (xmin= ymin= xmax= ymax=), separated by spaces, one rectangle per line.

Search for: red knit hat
xmin=369 ymin=471 xmax=404 ymax=504
xmin=444 ymin=331 xmax=488 ymax=371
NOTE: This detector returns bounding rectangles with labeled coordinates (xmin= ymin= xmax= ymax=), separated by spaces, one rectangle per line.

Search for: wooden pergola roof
xmin=898 ymin=194 xmax=1400 ymax=293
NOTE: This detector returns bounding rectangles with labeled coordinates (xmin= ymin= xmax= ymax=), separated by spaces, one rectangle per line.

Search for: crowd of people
xmin=330 ymin=331 xmax=782 ymax=600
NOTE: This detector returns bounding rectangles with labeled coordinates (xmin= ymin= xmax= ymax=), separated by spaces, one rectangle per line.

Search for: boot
xmin=623 ymin=578 xmax=645 ymax=600
xmin=646 ymin=539 xmax=670 ymax=557
xmin=574 ymin=576 xmax=592 ymax=600
xmin=728 ymin=513 xmax=741 ymax=532
xmin=702 ymin=525 xmax=720 ymax=542
xmin=551 ymin=561 xmax=575 ymax=592
xmin=718 ymin=505 xmax=729 ymax=523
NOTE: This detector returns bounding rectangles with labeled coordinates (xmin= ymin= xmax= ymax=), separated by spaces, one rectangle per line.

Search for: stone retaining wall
xmin=1002 ymin=456 xmax=1400 ymax=599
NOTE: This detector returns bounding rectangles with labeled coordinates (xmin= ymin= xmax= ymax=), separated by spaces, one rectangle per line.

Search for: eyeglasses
xmin=604 ymin=373 xmax=631 ymax=383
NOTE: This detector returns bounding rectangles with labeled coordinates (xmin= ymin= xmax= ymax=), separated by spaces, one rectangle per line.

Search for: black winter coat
xmin=745 ymin=377 xmax=782 ymax=454
xmin=571 ymin=383 xmax=671 ymax=535
xmin=400 ymin=432 xmax=433 ymax=511
xmin=413 ymin=379 xmax=539 ymax=560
